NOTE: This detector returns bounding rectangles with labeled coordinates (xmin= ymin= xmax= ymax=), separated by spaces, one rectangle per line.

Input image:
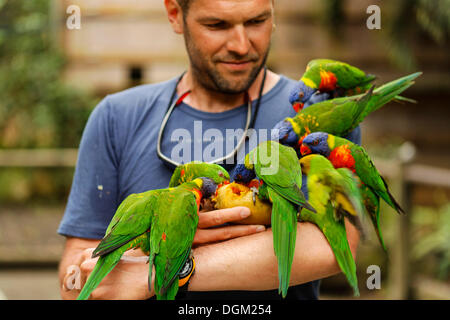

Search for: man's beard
xmin=183 ymin=28 xmax=270 ymax=94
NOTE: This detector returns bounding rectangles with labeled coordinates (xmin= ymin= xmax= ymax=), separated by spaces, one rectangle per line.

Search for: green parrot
xmin=77 ymin=162 xmax=229 ymax=300
xmin=289 ymin=59 xmax=376 ymax=112
xmin=169 ymin=161 xmax=230 ymax=187
xmin=300 ymin=132 xmax=405 ymax=215
xmin=149 ymin=177 xmax=218 ymax=300
xmin=232 ymin=140 xmax=315 ymax=298
xmin=274 ymin=72 xmax=421 ymax=148
xmin=77 ymin=189 xmax=163 ymax=300
xmin=299 ymin=154 xmax=365 ymax=296
xmin=336 ymin=168 xmax=386 ymax=252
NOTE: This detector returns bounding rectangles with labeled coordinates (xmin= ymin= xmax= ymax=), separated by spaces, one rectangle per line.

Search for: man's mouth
xmin=220 ymin=60 xmax=252 ymax=71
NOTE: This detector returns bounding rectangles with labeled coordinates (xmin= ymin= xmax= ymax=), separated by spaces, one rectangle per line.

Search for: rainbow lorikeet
xmin=273 ymin=72 xmax=421 ymax=149
xmin=149 ymin=177 xmax=218 ymax=300
xmin=77 ymin=162 xmax=229 ymax=300
xmin=300 ymin=132 xmax=405 ymax=215
xmin=337 ymin=168 xmax=386 ymax=252
xmin=299 ymin=154 xmax=365 ymax=296
xmin=169 ymin=161 xmax=230 ymax=187
xmin=232 ymin=140 xmax=315 ymax=298
xmin=77 ymin=189 xmax=163 ymax=300
xmin=289 ymin=59 xmax=376 ymax=112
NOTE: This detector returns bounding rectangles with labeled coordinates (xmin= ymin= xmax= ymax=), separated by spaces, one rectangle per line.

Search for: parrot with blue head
xmin=232 ymin=140 xmax=315 ymax=298
xmin=289 ymin=59 xmax=376 ymax=113
xmin=299 ymin=154 xmax=365 ymax=296
xmin=300 ymin=132 xmax=405 ymax=216
xmin=149 ymin=177 xmax=218 ymax=300
xmin=77 ymin=162 xmax=228 ymax=300
xmin=273 ymin=72 xmax=421 ymax=150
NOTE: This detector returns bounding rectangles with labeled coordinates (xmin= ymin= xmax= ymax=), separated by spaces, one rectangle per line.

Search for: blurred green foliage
xmin=322 ymin=0 xmax=449 ymax=71
xmin=0 ymin=1 xmax=98 ymax=205
xmin=412 ymin=201 xmax=450 ymax=280
xmin=0 ymin=168 xmax=74 ymax=205
xmin=384 ymin=0 xmax=449 ymax=71
xmin=0 ymin=0 xmax=98 ymax=148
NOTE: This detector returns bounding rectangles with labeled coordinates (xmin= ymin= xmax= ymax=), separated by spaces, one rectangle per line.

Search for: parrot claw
xmin=250 ymin=186 xmax=259 ymax=205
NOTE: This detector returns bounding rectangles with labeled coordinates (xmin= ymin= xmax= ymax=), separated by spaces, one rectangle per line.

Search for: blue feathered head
xmin=271 ymin=120 xmax=299 ymax=148
xmin=200 ymin=177 xmax=218 ymax=198
xmin=231 ymin=163 xmax=256 ymax=184
xmin=300 ymin=132 xmax=331 ymax=157
xmin=288 ymin=80 xmax=317 ymax=112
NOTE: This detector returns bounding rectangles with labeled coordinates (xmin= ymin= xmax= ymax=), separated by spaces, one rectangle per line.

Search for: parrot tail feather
xmin=380 ymin=176 xmax=405 ymax=214
xmin=157 ymin=281 xmax=179 ymax=300
xmin=369 ymin=72 xmax=422 ymax=114
xmin=148 ymin=253 xmax=155 ymax=294
xmin=77 ymin=254 xmax=121 ymax=300
xmin=323 ymin=223 xmax=360 ymax=297
xmin=346 ymin=213 xmax=367 ymax=241
xmin=394 ymin=95 xmax=417 ymax=104
xmin=269 ymin=188 xmax=297 ymax=298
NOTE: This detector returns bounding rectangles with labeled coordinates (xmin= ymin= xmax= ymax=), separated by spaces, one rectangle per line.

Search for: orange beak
xmin=293 ymin=102 xmax=304 ymax=113
xmin=300 ymin=144 xmax=312 ymax=155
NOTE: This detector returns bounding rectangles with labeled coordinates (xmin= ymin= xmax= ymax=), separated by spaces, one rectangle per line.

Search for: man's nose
xmin=226 ymin=25 xmax=251 ymax=57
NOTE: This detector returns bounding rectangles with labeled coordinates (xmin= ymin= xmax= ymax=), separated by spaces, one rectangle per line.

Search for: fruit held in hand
xmin=212 ymin=181 xmax=272 ymax=225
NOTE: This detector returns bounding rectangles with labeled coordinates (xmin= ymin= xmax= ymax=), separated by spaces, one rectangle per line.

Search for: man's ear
xmin=164 ymin=0 xmax=184 ymax=34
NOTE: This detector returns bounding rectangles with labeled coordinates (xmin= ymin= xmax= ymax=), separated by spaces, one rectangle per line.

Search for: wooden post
xmin=387 ymin=142 xmax=416 ymax=299
xmin=49 ymin=0 xmax=63 ymax=49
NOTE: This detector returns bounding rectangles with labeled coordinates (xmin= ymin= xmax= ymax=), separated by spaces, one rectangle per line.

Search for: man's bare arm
xmin=58 ymin=207 xmax=266 ymax=299
xmin=59 ymin=208 xmax=359 ymax=299
xmin=189 ymin=219 xmax=359 ymax=292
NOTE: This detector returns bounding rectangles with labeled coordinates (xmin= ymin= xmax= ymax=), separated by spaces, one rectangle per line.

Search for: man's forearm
xmin=189 ymin=220 xmax=359 ymax=292
xmin=60 ymin=220 xmax=359 ymax=299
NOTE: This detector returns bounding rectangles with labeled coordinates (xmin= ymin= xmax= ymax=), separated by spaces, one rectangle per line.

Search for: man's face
xmin=182 ymin=0 xmax=274 ymax=94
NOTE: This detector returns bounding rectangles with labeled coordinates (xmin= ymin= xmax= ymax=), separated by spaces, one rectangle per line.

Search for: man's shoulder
xmin=261 ymin=74 xmax=297 ymax=105
xmin=266 ymin=74 xmax=297 ymax=98
xmin=104 ymin=77 xmax=178 ymax=112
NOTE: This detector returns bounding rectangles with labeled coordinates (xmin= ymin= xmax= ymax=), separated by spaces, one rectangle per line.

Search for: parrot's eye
xmin=298 ymin=92 xmax=304 ymax=99
xmin=313 ymin=140 xmax=319 ymax=146
xmin=218 ymin=171 xmax=224 ymax=177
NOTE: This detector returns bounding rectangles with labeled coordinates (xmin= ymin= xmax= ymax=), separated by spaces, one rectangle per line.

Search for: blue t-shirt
xmin=58 ymin=74 xmax=360 ymax=300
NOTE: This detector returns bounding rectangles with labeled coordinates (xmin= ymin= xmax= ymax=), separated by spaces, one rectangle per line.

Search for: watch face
xmin=179 ymin=258 xmax=194 ymax=278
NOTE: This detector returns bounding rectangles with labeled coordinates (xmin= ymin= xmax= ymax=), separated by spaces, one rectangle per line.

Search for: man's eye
xmin=206 ymin=22 xmax=226 ymax=29
xmin=246 ymin=19 xmax=266 ymax=26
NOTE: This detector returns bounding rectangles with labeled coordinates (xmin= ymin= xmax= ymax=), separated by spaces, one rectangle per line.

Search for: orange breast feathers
xmin=319 ymin=70 xmax=338 ymax=91
xmin=192 ymin=189 xmax=203 ymax=209
xmin=328 ymin=145 xmax=356 ymax=172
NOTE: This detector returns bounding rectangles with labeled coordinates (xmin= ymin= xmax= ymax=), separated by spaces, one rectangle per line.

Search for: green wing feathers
xmin=77 ymin=252 xmax=122 ymax=300
xmin=367 ymin=72 xmax=422 ymax=114
xmin=254 ymin=141 xmax=315 ymax=212
xmin=268 ymin=187 xmax=298 ymax=298
xmin=320 ymin=212 xmax=360 ymax=296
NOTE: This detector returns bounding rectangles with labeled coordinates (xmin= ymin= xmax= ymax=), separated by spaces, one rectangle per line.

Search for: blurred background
xmin=0 ymin=0 xmax=449 ymax=300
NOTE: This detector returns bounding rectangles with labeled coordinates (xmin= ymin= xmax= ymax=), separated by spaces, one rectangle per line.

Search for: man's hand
xmin=194 ymin=206 xmax=266 ymax=246
xmin=59 ymin=206 xmax=265 ymax=299
xmin=60 ymin=241 xmax=153 ymax=300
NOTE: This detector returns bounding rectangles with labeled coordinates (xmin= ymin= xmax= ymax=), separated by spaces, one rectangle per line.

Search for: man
xmin=58 ymin=0 xmax=360 ymax=300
